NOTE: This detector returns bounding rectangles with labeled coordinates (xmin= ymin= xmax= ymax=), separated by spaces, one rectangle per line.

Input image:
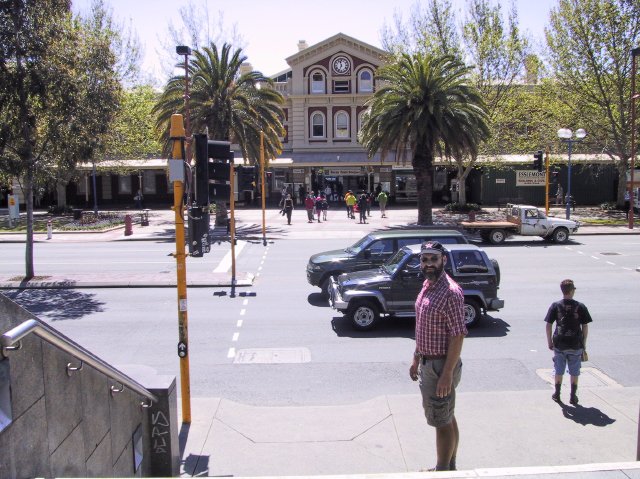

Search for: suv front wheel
xmin=463 ymin=299 xmax=482 ymax=327
xmin=348 ymin=300 xmax=380 ymax=331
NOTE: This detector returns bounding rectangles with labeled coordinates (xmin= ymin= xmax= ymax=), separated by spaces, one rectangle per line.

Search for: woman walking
xmin=283 ymin=194 xmax=294 ymax=225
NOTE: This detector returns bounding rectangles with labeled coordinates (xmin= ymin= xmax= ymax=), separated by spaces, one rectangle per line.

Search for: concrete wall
xmin=0 ymin=293 xmax=159 ymax=478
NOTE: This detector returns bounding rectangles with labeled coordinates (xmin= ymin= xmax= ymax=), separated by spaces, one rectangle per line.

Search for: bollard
xmin=124 ymin=214 xmax=133 ymax=236
xmin=46 ymin=220 xmax=52 ymax=240
xmin=468 ymin=210 xmax=476 ymax=222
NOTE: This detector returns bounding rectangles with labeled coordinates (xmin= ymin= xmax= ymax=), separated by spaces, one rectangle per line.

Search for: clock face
xmin=333 ymin=56 xmax=351 ymax=74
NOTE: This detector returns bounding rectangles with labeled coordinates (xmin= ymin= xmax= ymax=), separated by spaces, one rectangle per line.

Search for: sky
xmin=71 ymin=0 xmax=558 ymax=82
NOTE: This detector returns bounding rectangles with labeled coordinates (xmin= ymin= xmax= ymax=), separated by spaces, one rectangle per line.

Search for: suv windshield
xmin=383 ymin=249 xmax=411 ymax=275
xmin=346 ymin=235 xmax=373 ymax=254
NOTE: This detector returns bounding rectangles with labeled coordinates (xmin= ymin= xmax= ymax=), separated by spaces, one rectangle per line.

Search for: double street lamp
xmin=557 ymin=128 xmax=587 ymax=220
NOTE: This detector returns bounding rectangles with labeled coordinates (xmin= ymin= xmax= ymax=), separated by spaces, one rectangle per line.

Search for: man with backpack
xmin=544 ymin=279 xmax=592 ymax=405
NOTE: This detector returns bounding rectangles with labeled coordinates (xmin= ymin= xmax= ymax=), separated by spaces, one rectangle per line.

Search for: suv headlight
xmin=309 ymin=263 xmax=324 ymax=272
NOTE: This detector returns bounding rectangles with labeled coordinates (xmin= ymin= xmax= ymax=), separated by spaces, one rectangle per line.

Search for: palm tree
xmin=359 ymin=53 xmax=489 ymax=225
xmin=154 ymin=42 xmax=285 ymax=223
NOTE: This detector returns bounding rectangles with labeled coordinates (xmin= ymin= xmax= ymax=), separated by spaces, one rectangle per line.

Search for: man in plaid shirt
xmin=409 ymin=241 xmax=467 ymax=472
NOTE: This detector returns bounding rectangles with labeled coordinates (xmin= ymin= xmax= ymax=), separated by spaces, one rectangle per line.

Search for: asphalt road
xmin=3 ymin=235 xmax=640 ymax=406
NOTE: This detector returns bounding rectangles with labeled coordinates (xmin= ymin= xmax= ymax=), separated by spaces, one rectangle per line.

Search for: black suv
xmin=306 ymin=229 xmax=469 ymax=297
xmin=329 ymin=244 xmax=503 ymax=330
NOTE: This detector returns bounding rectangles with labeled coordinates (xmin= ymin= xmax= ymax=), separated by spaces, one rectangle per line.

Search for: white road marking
xmin=213 ymin=240 xmax=247 ymax=273
xmin=577 ymin=251 xmax=585 ymax=255
xmin=606 ymin=261 xmax=615 ymax=265
xmin=623 ymin=267 xmax=632 ymax=271
xmin=243 ymin=299 xmax=248 ymax=306
xmin=240 ymin=309 xmax=246 ymax=315
xmin=591 ymin=256 xmax=599 ymax=260
xmin=232 ymin=332 xmax=239 ymax=342
xmin=237 ymin=320 xmax=243 ymax=327
xmin=227 ymin=347 xmax=236 ymax=358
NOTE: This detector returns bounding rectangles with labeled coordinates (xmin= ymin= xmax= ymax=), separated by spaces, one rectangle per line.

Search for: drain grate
xmin=600 ymin=252 xmax=621 ymax=255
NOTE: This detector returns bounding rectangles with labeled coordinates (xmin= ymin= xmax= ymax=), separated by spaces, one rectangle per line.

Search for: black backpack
xmin=552 ymin=302 xmax=583 ymax=349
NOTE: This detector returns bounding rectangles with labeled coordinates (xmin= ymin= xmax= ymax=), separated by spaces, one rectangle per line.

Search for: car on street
xmin=306 ymin=229 xmax=469 ymax=297
xmin=329 ymin=243 xmax=503 ymax=330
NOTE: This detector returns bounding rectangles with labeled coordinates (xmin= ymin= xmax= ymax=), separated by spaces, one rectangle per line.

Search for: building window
xmin=333 ymin=80 xmax=350 ymax=93
xmin=119 ymin=176 xmax=132 ymax=195
xmin=311 ymin=71 xmax=325 ymax=94
xmin=359 ymin=69 xmax=373 ymax=92
xmin=311 ymin=112 xmax=325 ymax=138
xmin=335 ymin=111 xmax=349 ymax=138
xmin=143 ymin=170 xmax=156 ymax=194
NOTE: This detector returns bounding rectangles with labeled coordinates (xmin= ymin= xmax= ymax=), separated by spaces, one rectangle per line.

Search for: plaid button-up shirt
xmin=415 ymin=272 xmax=467 ymax=356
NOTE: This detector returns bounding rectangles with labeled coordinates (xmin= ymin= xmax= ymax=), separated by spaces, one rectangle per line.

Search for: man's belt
xmin=420 ymin=354 xmax=447 ymax=364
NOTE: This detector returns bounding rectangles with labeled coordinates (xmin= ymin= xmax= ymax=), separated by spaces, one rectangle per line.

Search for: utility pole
xmin=260 ymin=131 xmax=267 ymax=246
xmin=169 ymin=114 xmax=191 ymax=423
xmin=545 ymin=147 xmax=550 ymax=216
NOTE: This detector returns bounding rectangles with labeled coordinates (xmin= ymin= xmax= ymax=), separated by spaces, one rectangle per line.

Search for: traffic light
xmin=187 ymin=205 xmax=210 ymax=257
xmin=194 ymin=133 xmax=233 ymax=205
xmin=533 ymin=150 xmax=543 ymax=172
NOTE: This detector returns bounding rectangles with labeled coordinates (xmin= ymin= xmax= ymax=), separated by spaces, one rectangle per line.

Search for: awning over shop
xmin=77 ymin=159 xmax=168 ymax=171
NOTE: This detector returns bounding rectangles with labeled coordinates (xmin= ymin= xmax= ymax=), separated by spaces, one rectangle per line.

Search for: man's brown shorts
xmin=418 ymin=358 xmax=462 ymax=427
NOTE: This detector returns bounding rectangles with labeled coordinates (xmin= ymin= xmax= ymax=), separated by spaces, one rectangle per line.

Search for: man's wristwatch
xmin=413 ymin=351 xmax=421 ymax=360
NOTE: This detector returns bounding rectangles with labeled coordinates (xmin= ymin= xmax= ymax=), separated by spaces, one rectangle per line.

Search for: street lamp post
xmin=629 ymin=46 xmax=640 ymax=229
xmin=557 ymin=128 xmax=587 ymax=220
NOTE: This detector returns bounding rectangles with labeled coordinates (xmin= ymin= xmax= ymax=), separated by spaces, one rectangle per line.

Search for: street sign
xmin=8 ymin=195 xmax=19 ymax=219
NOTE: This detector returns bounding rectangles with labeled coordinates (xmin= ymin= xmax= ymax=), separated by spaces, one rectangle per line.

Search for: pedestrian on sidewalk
xmin=555 ymin=184 xmax=564 ymax=206
xmin=409 ymin=241 xmax=466 ymax=472
xmin=345 ymin=191 xmax=356 ymax=219
xmin=545 ymin=279 xmax=592 ymax=405
xmin=283 ymin=194 xmax=294 ymax=225
xmin=315 ymin=193 xmax=323 ymax=222
xmin=357 ymin=194 xmax=368 ymax=223
xmin=304 ymin=193 xmax=315 ymax=223
xmin=321 ymin=193 xmax=329 ymax=220
xmin=377 ymin=190 xmax=388 ymax=218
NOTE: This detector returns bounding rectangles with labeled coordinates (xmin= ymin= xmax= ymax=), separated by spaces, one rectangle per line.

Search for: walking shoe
xmin=570 ymin=394 xmax=579 ymax=405
xmin=552 ymin=392 xmax=561 ymax=403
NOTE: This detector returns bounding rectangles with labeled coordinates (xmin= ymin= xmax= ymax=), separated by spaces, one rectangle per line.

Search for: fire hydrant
xmin=124 ymin=214 xmax=133 ymax=236
xmin=468 ymin=210 xmax=476 ymax=222
xmin=47 ymin=219 xmax=53 ymax=240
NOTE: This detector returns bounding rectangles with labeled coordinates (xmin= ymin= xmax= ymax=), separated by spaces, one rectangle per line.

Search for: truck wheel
xmin=489 ymin=229 xmax=506 ymax=245
xmin=348 ymin=300 xmax=380 ymax=331
xmin=463 ymin=300 xmax=482 ymax=327
xmin=552 ymin=227 xmax=569 ymax=244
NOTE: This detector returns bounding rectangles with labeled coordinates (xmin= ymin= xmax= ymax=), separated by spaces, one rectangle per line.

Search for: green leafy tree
xmin=0 ymin=0 xmax=121 ymax=278
xmin=153 ymin=42 xmax=284 ymax=225
xmin=104 ymin=85 xmax=162 ymax=160
xmin=545 ymin=0 xmax=640 ymax=206
xmin=359 ymin=54 xmax=490 ymax=225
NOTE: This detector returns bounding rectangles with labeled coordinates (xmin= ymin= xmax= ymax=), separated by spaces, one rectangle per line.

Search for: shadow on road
xmin=466 ymin=315 xmax=511 ymax=338
xmin=469 ymin=239 xmax=583 ymax=248
xmin=560 ymin=403 xmax=616 ymax=427
xmin=307 ymin=293 xmax=331 ymax=307
xmin=330 ymin=315 xmax=415 ymax=339
xmin=4 ymin=289 xmax=105 ymax=320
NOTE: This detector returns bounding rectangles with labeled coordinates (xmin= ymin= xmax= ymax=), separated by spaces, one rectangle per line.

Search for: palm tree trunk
xmin=413 ymin=152 xmax=433 ymax=225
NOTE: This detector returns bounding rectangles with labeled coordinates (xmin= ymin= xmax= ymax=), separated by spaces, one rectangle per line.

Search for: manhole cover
xmin=600 ymin=252 xmax=621 ymax=255
xmin=233 ymin=347 xmax=311 ymax=364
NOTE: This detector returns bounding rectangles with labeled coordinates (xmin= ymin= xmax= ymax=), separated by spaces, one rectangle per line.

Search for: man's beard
xmin=423 ymin=262 xmax=444 ymax=281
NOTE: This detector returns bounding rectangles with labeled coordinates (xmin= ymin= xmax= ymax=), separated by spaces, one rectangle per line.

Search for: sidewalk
xmin=176 ymin=383 xmax=640 ymax=478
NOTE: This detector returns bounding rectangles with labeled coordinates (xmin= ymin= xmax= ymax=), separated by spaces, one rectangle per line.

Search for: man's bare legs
xmin=435 ymin=415 xmax=459 ymax=470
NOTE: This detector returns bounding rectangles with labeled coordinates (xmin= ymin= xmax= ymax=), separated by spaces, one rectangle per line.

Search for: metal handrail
xmin=1 ymin=319 xmax=158 ymax=403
